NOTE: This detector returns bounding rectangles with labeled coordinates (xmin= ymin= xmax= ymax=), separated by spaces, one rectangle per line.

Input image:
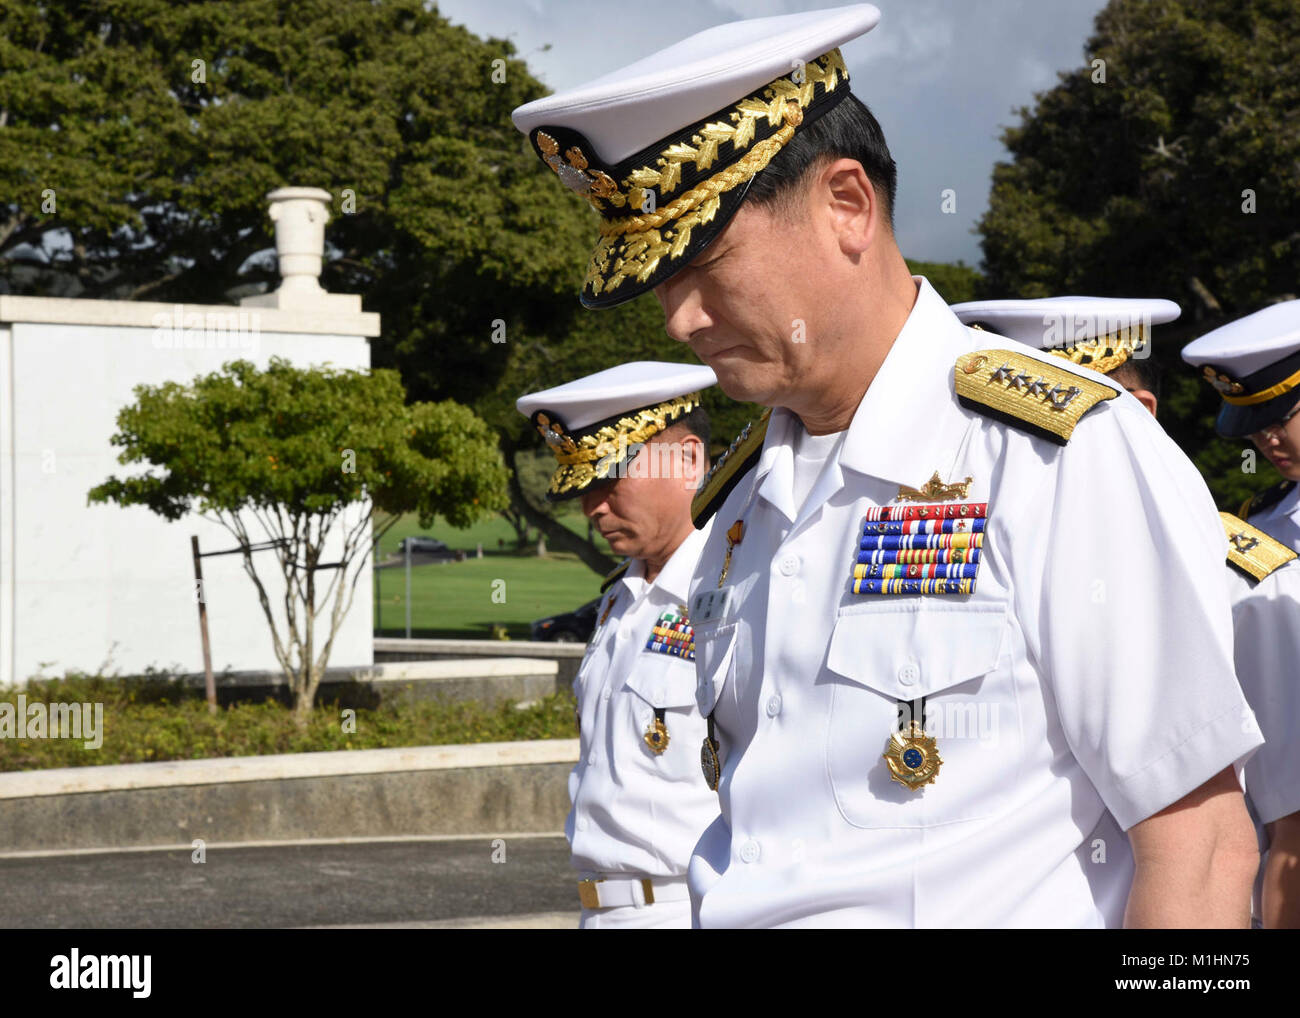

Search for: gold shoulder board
xmin=1221 ymin=512 xmax=1297 ymax=583
xmin=691 ymin=409 xmax=771 ymax=528
xmin=953 ymin=350 xmax=1119 ymax=445
xmin=599 ymin=559 xmax=630 ymax=593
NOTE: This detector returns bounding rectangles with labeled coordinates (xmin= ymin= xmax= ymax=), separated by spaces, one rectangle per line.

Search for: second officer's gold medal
xmin=883 ymin=720 xmax=942 ymax=790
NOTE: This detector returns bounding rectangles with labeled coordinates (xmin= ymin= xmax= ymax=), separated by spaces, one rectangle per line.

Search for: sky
xmin=435 ymin=0 xmax=1111 ymax=268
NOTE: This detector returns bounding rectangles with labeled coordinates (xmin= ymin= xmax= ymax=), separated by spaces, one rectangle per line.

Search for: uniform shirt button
xmin=740 ymin=839 xmax=761 ymax=864
xmin=778 ymin=554 xmax=800 ymax=576
xmin=765 ymin=694 xmax=783 ymax=717
xmin=653 ymin=689 xmax=665 ymax=707
xmin=898 ymin=663 xmax=919 ymax=685
xmin=576 ymin=817 xmax=588 ymax=832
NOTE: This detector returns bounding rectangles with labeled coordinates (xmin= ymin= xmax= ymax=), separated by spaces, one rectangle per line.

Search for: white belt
xmin=577 ymin=875 xmax=690 ymax=910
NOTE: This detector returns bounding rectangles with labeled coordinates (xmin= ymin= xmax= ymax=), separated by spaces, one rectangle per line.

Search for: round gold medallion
xmin=644 ymin=717 xmax=670 ymax=755
xmin=882 ymin=721 xmax=942 ymax=790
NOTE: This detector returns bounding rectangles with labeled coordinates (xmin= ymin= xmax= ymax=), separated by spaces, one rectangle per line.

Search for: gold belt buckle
xmin=578 ymin=879 xmax=602 ymax=909
xmin=577 ymin=878 xmax=656 ymax=908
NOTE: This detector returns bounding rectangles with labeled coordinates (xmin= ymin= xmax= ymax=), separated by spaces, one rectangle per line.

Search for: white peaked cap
xmin=517 ymin=361 xmax=717 ymax=500
xmin=950 ymin=297 xmax=1181 ymax=349
xmin=511 ymin=4 xmax=882 ymax=164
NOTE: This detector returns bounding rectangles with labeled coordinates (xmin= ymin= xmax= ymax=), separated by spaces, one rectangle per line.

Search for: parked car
xmin=531 ymin=597 xmax=601 ymax=643
xmin=396 ymin=536 xmax=449 ymax=555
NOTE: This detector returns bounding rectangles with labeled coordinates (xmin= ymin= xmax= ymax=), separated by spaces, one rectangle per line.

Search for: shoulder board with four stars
xmin=1221 ymin=512 xmax=1297 ymax=584
xmin=1237 ymin=479 xmax=1295 ymax=520
xmin=599 ymin=558 xmax=630 ymax=593
xmin=691 ymin=409 xmax=771 ymax=528
xmin=953 ymin=349 xmax=1119 ymax=445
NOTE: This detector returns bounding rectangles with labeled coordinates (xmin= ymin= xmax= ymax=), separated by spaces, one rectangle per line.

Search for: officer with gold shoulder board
xmin=516 ymin=362 xmax=719 ymax=928
xmin=1181 ymin=300 xmax=1300 ymax=550
xmin=511 ymin=4 xmax=1262 ymax=928
xmin=957 ymin=296 xmax=1300 ymax=929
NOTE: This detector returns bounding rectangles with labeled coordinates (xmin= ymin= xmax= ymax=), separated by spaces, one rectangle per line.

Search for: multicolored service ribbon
xmin=645 ymin=610 xmax=695 ymax=660
xmin=852 ymin=503 xmax=989 ymax=596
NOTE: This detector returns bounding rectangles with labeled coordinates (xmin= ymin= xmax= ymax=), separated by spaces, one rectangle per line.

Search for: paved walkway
xmin=0 ymin=835 xmax=578 ymax=929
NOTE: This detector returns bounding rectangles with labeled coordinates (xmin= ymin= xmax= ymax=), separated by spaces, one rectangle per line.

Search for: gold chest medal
xmin=644 ymin=710 xmax=670 ymax=754
xmin=883 ymin=720 xmax=942 ymax=790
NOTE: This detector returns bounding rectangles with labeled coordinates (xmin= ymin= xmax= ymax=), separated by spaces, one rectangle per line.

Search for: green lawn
xmin=372 ymin=510 xmax=613 ymax=639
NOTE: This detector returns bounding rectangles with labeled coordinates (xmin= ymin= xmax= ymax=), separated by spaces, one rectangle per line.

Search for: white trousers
xmin=579 ymin=899 xmax=692 ymax=929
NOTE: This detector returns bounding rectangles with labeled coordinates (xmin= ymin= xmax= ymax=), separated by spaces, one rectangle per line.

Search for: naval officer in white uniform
xmin=1181 ymin=300 xmax=1300 ymax=551
xmin=957 ymin=296 xmax=1300 ymax=929
xmin=511 ymin=4 xmax=1262 ymax=927
xmin=517 ymin=362 xmax=719 ymax=928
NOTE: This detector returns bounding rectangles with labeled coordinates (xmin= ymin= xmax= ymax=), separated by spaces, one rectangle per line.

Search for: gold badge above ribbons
xmin=883 ymin=721 xmax=942 ymax=790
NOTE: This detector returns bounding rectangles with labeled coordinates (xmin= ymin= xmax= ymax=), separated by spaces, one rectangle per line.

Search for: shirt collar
xmin=748 ymin=276 xmax=977 ymax=501
xmin=622 ymin=519 xmax=711 ymax=603
xmin=838 ymin=276 xmax=977 ymax=490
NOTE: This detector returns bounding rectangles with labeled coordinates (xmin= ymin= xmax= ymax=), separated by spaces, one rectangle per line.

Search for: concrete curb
xmin=375 ymin=638 xmax=587 ymax=687
xmin=174 ymin=655 xmax=565 ymax=707
xmin=0 ymin=739 xmax=579 ymax=854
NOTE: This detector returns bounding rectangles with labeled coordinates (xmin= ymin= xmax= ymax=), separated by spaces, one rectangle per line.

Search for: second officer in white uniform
xmin=517 ymin=362 xmax=719 ymax=928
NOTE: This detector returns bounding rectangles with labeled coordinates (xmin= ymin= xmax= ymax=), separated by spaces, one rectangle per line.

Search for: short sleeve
xmin=1010 ymin=399 xmax=1263 ymax=831
xmin=1230 ymin=561 xmax=1300 ymax=824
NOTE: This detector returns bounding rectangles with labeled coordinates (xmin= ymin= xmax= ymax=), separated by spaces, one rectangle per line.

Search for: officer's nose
xmin=654 ymin=273 xmax=710 ymax=345
xmin=579 ymin=486 xmax=609 ymax=518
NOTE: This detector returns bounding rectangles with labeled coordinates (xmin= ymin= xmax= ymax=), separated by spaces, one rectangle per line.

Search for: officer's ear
xmin=816 ymin=157 xmax=880 ymax=257
xmin=679 ymin=432 xmax=707 ymax=488
xmin=1127 ymin=388 xmax=1158 ymax=418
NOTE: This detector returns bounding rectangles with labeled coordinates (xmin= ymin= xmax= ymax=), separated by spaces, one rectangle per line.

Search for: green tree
xmin=88 ymin=357 xmax=508 ymax=723
xmin=906 ymin=259 xmax=985 ymax=304
xmin=0 ymin=0 xmax=591 ymax=403
xmin=976 ymin=0 xmax=1299 ymax=506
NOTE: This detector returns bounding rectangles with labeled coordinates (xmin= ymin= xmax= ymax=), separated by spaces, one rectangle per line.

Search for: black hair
xmin=744 ymin=92 xmax=898 ymax=229
xmin=1109 ymin=357 xmax=1161 ymax=402
xmin=664 ymin=405 xmax=711 ymax=462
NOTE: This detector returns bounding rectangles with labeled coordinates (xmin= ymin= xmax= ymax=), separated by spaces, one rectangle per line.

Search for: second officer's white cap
xmin=516 ymin=362 xmax=717 ymax=501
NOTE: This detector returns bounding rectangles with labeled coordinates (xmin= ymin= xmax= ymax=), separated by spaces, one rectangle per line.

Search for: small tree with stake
xmin=88 ymin=357 xmax=509 ymax=725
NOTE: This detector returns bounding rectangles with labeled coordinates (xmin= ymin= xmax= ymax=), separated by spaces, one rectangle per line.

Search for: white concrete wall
xmin=0 ymin=302 xmax=379 ymax=687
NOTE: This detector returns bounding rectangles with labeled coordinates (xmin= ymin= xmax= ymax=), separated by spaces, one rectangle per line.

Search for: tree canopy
xmin=88 ymin=356 xmax=508 ymax=717
xmin=977 ymin=0 xmax=1299 ymax=507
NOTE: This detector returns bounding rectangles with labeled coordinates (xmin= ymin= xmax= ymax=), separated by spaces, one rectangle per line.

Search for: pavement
xmin=0 ymin=834 xmax=579 ymax=929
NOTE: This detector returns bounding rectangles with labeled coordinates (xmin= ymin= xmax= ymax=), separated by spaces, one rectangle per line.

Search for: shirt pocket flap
xmin=624 ymin=655 xmax=699 ymax=709
xmin=826 ymin=602 xmax=1008 ymax=700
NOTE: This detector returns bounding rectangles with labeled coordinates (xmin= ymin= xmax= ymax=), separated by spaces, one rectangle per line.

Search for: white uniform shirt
xmin=1248 ymin=484 xmax=1300 ymax=552
xmin=568 ymin=521 xmax=719 ymax=878
xmin=1227 ymin=558 xmax=1300 ymax=827
xmin=686 ymin=277 xmax=1263 ymax=928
